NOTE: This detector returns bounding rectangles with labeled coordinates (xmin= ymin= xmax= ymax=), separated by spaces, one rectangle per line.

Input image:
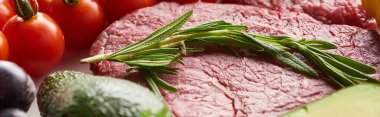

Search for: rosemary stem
xmin=82 ymin=30 xmax=247 ymax=63
xmin=80 ymin=53 xmax=110 ymax=63
xmin=159 ymin=30 xmax=229 ymax=46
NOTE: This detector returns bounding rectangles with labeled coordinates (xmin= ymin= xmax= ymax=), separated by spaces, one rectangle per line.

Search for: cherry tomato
xmin=2 ymin=0 xmax=64 ymax=77
xmin=0 ymin=32 xmax=9 ymax=60
xmin=36 ymin=0 xmax=48 ymax=11
xmin=38 ymin=0 xmax=105 ymax=49
xmin=160 ymin=0 xmax=217 ymax=4
xmin=100 ymin=0 xmax=156 ymax=23
xmin=0 ymin=0 xmax=15 ymax=29
xmin=7 ymin=0 xmax=44 ymax=12
xmin=6 ymin=0 xmax=14 ymax=11
xmin=7 ymin=0 xmax=47 ymax=11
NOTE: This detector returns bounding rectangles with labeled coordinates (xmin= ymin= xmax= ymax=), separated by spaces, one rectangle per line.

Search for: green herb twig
xmin=81 ymin=10 xmax=379 ymax=98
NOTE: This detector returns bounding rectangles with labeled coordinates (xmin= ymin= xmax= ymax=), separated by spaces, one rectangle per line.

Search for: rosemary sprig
xmin=252 ymin=35 xmax=379 ymax=87
xmin=107 ymin=10 xmax=193 ymax=58
xmin=81 ymin=10 xmax=379 ymax=97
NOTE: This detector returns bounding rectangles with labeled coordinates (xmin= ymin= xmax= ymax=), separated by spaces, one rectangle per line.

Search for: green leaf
xmin=108 ymin=10 xmax=193 ymax=58
xmin=135 ymin=48 xmax=204 ymax=55
xmin=178 ymin=27 xmax=216 ymax=35
xmin=113 ymin=48 xmax=204 ymax=62
xmin=250 ymin=34 xmax=290 ymax=40
xmin=217 ymin=25 xmax=248 ymax=30
xmin=244 ymin=33 xmax=319 ymax=77
xmin=194 ymin=36 xmax=264 ymax=51
xmin=248 ymin=34 xmax=290 ymax=50
xmin=127 ymin=66 xmax=178 ymax=75
xmin=186 ymin=48 xmax=205 ymax=54
xmin=124 ymin=54 xmax=178 ymax=67
xmin=293 ymin=43 xmax=379 ymax=87
xmin=295 ymin=46 xmax=356 ymax=86
xmin=141 ymin=70 xmax=162 ymax=99
xmin=150 ymin=67 xmax=178 ymax=75
xmin=178 ymin=21 xmax=247 ymax=35
xmin=201 ymin=20 xmax=232 ymax=26
xmin=319 ymin=54 xmax=373 ymax=82
xmin=141 ymin=70 xmax=178 ymax=92
xmin=128 ymin=53 xmax=177 ymax=59
xmin=126 ymin=66 xmax=140 ymax=73
xmin=299 ymin=39 xmax=337 ymax=50
xmin=180 ymin=21 xmax=231 ymax=31
xmin=308 ymin=47 xmax=379 ymax=84
xmin=184 ymin=39 xmax=213 ymax=46
xmin=224 ymin=47 xmax=240 ymax=56
xmin=327 ymin=53 xmax=376 ymax=74
xmin=273 ymin=47 xmax=318 ymax=77
xmin=328 ymin=76 xmax=345 ymax=88
xmin=152 ymin=75 xmax=178 ymax=92
xmin=124 ymin=60 xmax=172 ymax=67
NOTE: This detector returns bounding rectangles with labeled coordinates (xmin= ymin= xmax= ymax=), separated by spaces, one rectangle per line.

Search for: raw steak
xmin=90 ymin=2 xmax=380 ymax=117
xmin=222 ymin=0 xmax=376 ymax=29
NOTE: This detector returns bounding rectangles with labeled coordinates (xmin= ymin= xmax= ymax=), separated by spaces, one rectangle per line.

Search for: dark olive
xmin=0 ymin=61 xmax=36 ymax=111
xmin=0 ymin=108 xmax=28 ymax=117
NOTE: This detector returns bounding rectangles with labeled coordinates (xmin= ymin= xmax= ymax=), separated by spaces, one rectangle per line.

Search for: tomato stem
xmin=64 ymin=0 xmax=79 ymax=6
xmin=14 ymin=0 xmax=38 ymax=20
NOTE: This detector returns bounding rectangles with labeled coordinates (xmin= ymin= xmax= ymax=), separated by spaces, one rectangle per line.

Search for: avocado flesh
xmin=283 ymin=83 xmax=380 ymax=117
xmin=37 ymin=71 xmax=165 ymax=117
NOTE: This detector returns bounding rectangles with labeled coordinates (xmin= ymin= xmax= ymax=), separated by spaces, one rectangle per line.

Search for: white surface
xmin=27 ymin=48 xmax=92 ymax=117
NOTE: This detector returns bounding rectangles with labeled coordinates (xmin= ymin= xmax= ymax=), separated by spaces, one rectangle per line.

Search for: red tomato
xmin=36 ymin=0 xmax=49 ymax=12
xmin=38 ymin=0 xmax=105 ymax=49
xmin=5 ymin=0 xmax=13 ymax=9
xmin=160 ymin=0 xmax=217 ymax=4
xmin=0 ymin=0 xmax=15 ymax=29
xmin=0 ymin=32 xmax=9 ymax=60
xmin=100 ymin=0 xmax=156 ymax=22
xmin=7 ymin=0 xmax=44 ymax=13
xmin=2 ymin=0 xmax=64 ymax=77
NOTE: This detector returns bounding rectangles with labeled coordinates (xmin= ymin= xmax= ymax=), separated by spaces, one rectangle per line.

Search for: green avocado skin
xmin=283 ymin=83 xmax=380 ymax=117
xmin=37 ymin=71 xmax=164 ymax=117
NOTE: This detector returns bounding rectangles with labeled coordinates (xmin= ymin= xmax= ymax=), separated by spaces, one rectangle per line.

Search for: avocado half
xmin=37 ymin=71 xmax=167 ymax=117
xmin=283 ymin=83 xmax=380 ymax=117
